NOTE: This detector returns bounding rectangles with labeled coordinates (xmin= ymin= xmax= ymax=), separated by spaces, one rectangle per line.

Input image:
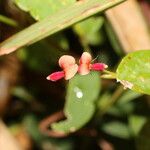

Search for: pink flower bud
xmin=47 ymin=52 xmax=108 ymax=82
xmin=59 ymin=55 xmax=76 ymax=69
xmin=47 ymin=55 xmax=78 ymax=81
xmin=90 ymin=63 xmax=108 ymax=71
xmin=46 ymin=71 xmax=65 ymax=81
xmin=78 ymin=52 xmax=92 ymax=75
xmin=78 ymin=52 xmax=107 ymax=75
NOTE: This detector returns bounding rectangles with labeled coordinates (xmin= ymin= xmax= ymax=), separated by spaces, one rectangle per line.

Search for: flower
xmin=46 ymin=55 xmax=78 ymax=81
xmin=78 ymin=52 xmax=108 ymax=75
xmin=47 ymin=52 xmax=108 ymax=81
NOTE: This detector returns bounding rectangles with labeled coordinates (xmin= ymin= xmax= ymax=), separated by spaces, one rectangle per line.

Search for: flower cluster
xmin=47 ymin=52 xmax=108 ymax=81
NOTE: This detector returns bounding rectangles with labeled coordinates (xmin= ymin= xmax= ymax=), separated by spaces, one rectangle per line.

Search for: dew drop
xmin=74 ymin=87 xmax=83 ymax=99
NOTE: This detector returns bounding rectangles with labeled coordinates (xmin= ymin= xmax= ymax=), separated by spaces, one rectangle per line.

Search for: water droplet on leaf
xmin=74 ymin=87 xmax=83 ymax=99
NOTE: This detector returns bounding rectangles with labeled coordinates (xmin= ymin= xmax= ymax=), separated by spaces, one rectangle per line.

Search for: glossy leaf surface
xmin=116 ymin=50 xmax=150 ymax=95
xmin=51 ymin=72 xmax=100 ymax=133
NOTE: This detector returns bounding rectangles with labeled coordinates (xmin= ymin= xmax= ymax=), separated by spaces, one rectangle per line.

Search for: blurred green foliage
xmin=73 ymin=17 xmax=104 ymax=46
xmin=102 ymin=121 xmax=131 ymax=139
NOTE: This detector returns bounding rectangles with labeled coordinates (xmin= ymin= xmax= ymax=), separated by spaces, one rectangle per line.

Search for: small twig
xmin=39 ymin=111 xmax=98 ymax=138
xmin=39 ymin=111 xmax=68 ymax=138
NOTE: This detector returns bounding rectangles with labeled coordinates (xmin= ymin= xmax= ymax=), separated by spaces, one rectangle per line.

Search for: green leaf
xmin=73 ymin=17 xmax=104 ymax=45
xmin=12 ymin=86 xmax=34 ymax=102
xmin=118 ymin=90 xmax=142 ymax=104
xmin=51 ymin=72 xmax=100 ymax=133
xmin=107 ymin=90 xmax=141 ymax=116
xmin=102 ymin=121 xmax=131 ymax=139
xmin=0 ymin=0 xmax=125 ymax=55
xmin=129 ymin=115 xmax=146 ymax=137
xmin=116 ymin=50 xmax=150 ymax=95
xmin=108 ymin=102 xmax=135 ymax=116
xmin=15 ymin=0 xmax=76 ymax=20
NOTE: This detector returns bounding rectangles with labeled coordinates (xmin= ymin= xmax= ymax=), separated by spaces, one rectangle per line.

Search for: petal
xmin=46 ymin=71 xmax=65 ymax=81
xmin=78 ymin=64 xmax=90 ymax=75
xmin=59 ymin=55 xmax=76 ymax=69
xmin=91 ymin=63 xmax=108 ymax=71
xmin=78 ymin=52 xmax=92 ymax=75
xmin=64 ymin=64 xmax=78 ymax=80
xmin=79 ymin=52 xmax=92 ymax=64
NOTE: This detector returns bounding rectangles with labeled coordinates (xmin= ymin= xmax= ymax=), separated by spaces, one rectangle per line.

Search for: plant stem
xmin=0 ymin=15 xmax=18 ymax=27
xmin=100 ymin=85 xmax=124 ymax=117
xmin=101 ymin=70 xmax=117 ymax=79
